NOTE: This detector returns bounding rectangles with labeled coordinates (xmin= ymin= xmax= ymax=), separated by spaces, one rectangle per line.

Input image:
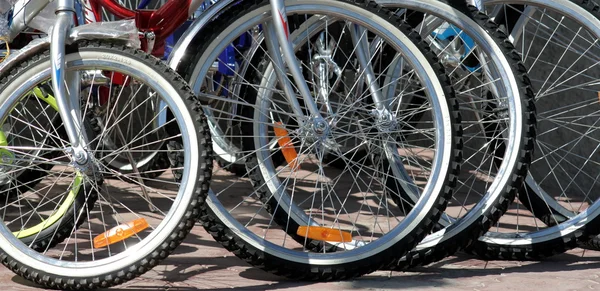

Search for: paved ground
xmin=1 ymin=161 xmax=596 ymax=291
xmin=1 ymin=223 xmax=599 ymax=291
xmin=2 ymin=167 xmax=599 ymax=290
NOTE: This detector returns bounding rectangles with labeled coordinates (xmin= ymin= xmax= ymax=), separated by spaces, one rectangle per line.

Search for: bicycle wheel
xmin=469 ymin=0 xmax=600 ymax=259
xmin=370 ymin=0 xmax=536 ymax=269
xmin=0 ymin=40 xmax=211 ymax=289
xmin=194 ymin=0 xmax=462 ymax=280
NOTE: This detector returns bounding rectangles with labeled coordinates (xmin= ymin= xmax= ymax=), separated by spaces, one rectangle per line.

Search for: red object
xmin=108 ymin=71 xmax=131 ymax=86
xmin=278 ymin=11 xmax=289 ymax=39
xmin=98 ymin=86 xmax=110 ymax=106
xmin=84 ymin=0 xmax=193 ymax=102
xmin=91 ymin=0 xmax=192 ymax=57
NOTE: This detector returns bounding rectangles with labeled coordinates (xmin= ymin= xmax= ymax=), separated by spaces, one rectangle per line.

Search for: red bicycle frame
xmin=88 ymin=0 xmax=201 ymax=56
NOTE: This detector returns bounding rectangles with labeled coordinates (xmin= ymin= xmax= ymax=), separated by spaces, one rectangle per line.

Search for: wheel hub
xmin=373 ymin=108 xmax=398 ymax=132
xmin=66 ymin=146 xmax=100 ymax=177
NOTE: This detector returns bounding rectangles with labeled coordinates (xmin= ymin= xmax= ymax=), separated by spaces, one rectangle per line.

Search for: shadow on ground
xmin=6 ymin=230 xmax=600 ymax=290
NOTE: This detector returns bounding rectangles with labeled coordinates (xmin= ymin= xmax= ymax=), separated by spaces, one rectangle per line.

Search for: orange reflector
xmin=273 ymin=122 xmax=300 ymax=171
xmin=93 ymin=218 xmax=149 ymax=248
xmin=296 ymin=226 xmax=352 ymax=243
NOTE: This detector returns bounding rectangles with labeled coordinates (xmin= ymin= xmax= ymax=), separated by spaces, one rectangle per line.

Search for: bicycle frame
xmin=51 ymin=0 xmax=88 ymax=165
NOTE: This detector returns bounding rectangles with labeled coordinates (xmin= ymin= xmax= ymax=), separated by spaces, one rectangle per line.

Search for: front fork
xmin=266 ymin=1 xmax=403 ymax=192
xmin=51 ymin=0 xmax=91 ymax=166
xmin=265 ymin=0 xmax=317 ymax=128
xmin=266 ymin=0 xmax=391 ymax=130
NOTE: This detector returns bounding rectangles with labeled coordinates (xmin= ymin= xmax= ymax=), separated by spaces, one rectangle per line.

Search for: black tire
xmin=0 ymin=40 xmax=212 ymax=290
xmin=196 ymin=0 xmax=462 ymax=280
xmin=579 ymin=235 xmax=600 ymax=251
xmin=215 ymin=156 xmax=247 ymax=176
xmin=511 ymin=0 xmax=600 ymax=253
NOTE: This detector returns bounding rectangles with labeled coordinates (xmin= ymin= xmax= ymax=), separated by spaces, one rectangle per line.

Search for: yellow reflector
xmin=93 ymin=218 xmax=149 ymax=248
xmin=296 ymin=226 xmax=352 ymax=243
xmin=273 ymin=122 xmax=300 ymax=171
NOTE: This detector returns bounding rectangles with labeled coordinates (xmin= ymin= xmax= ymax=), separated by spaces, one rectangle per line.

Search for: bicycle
xmin=0 ymin=0 xmax=212 ymax=288
xmin=174 ymin=0 xmax=539 ymax=279
xmin=0 ymin=0 xmax=206 ymax=248
xmin=176 ymin=0 xmax=539 ymax=272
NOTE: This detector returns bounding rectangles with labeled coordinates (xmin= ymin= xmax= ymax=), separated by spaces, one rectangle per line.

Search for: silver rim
xmin=199 ymin=1 xmax=454 ymax=264
xmin=0 ymin=49 xmax=200 ymax=277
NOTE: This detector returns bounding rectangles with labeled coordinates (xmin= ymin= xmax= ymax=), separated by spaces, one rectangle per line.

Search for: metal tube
xmin=268 ymin=0 xmax=323 ymax=119
xmin=189 ymin=0 xmax=205 ymax=16
xmin=50 ymin=13 xmax=75 ymax=146
xmin=349 ymin=24 xmax=388 ymax=112
xmin=66 ymin=70 xmax=87 ymax=145
xmin=56 ymin=0 xmax=75 ymax=11
xmin=51 ymin=1 xmax=88 ymax=162
xmin=508 ymin=6 xmax=536 ymax=43
xmin=263 ymin=22 xmax=307 ymax=123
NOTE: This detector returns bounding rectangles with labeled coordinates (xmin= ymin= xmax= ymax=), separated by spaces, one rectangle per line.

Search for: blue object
xmin=163 ymin=19 xmax=194 ymax=60
xmin=7 ymin=9 xmax=13 ymax=27
xmin=137 ymin=0 xmax=153 ymax=9
xmin=74 ymin=0 xmax=85 ymax=26
xmin=431 ymin=24 xmax=480 ymax=72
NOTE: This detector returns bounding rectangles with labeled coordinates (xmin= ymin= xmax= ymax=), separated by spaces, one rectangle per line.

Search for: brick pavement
xmin=1 ymin=224 xmax=599 ymax=291
xmin=1 ymin=163 xmax=597 ymax=290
